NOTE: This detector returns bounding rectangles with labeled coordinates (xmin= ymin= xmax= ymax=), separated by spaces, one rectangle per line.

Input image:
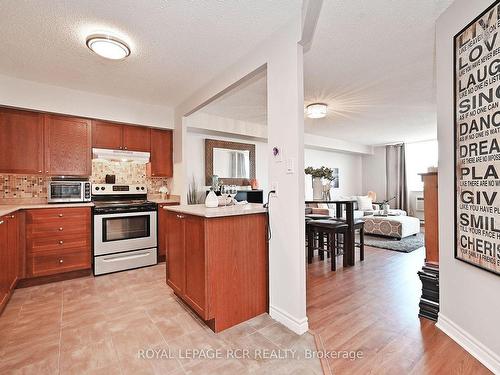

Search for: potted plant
xmin=305 ymin=166 xmax=337 ymax=200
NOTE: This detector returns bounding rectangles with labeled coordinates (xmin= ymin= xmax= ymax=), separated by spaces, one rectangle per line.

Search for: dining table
xmin=305 ymin=199 xmax=357 ymax=267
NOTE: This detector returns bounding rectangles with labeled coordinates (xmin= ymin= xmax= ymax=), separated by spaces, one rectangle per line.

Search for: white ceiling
xmin=200 ymin=0 xmax=454 ymax=146
xmin=0 ymin=0 xmax=300 ymax=108
xmin=199 ymin=69 xmax=267 ymax=124
xmin=303 ymin=0 xmax=453 ymax=145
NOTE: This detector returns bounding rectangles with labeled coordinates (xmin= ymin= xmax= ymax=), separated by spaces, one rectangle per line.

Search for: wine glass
xmin=229 ymin=185 xmax=238 ymax=205
xmin=221 ymin=185 xmax=229 ymax=208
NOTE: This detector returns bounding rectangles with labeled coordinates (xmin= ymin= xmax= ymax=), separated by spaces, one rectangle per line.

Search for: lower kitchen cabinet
xmin=165 ymin=211 xmax=268 ymax=332
xmin=157 ymin=202 xmax=180 ymax=262
xmin=0 ymin=212 xmax=20 ymax=313
xmin=25 ymin=207 xmax=91 ymax=277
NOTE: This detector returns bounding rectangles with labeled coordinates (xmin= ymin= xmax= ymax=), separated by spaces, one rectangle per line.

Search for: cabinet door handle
xmin=59 ymin=240 xmax=64 ymax=244
xmin=10 ymin=215 xmax=15 ymax=219
xmin=59 ymin=259 xmax=64 ymax=264
xmin=58 ymin=227 xmax=63 ymax=231
xmin=0 ymin=220 xmax=4 ymax=225
xmin=38 ymin=170 xmax=42 ymax=173
xmin=58 ymin=214 xmax=63 ymax=217
xmin=176 ymin=214 xmax=185 ymax=219
xmin=124 ymin=146 xmax=128 ymax=150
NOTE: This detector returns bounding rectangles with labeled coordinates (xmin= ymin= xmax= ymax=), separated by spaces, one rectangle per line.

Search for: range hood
xmin=92 ymin=148 xmax=150 ymax=163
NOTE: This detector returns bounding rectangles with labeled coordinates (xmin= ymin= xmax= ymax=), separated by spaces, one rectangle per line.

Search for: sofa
xmin=306 ymin=195 xmax=407 ymax=219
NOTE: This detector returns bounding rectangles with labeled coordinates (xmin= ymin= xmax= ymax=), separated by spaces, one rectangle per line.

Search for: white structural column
xmin=266 ymin=23 xmax=308 ymax=334
xmin=173 ymin=13 xmax=312 ymax=334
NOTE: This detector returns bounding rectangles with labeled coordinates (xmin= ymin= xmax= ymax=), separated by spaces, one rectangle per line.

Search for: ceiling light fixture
xmin=86 ymin=34 xmax=130 ymax=60
xmin=306 ymin=103 xmax=328 ymax=119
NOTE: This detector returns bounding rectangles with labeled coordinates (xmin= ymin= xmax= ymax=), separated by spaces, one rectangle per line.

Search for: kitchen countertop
xmin=164 ymin=203 xmax=267 ymax=218
xmin=0 ymin=202 xmax=95 ymax=217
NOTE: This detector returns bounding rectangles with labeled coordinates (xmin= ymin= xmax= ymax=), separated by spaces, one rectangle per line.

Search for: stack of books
xmin=417 ymin=264 xmax=439 ymax=321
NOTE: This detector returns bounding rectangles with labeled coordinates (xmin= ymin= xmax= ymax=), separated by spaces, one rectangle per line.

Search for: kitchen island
xmin=164 ymin=203 xmax=268 ymax=332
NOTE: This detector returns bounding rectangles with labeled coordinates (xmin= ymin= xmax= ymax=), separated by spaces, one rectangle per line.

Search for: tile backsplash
xmin=0 ymin=175 xmax=48 ymax=199
xmin=0 ymin=161 xmax=171 ymax=200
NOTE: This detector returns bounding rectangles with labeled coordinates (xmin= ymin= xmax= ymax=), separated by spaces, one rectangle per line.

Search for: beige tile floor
xmin=0 ymin=264 xmax=323 ymax=375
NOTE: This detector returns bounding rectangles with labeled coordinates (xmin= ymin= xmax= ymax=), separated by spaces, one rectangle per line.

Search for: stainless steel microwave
xmin=48 ymin=180 xmax=91 ymax=203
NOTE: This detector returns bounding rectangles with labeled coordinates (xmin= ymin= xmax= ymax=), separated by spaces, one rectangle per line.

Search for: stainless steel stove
xmin=92 ymin=184 xmax=157 ymax=276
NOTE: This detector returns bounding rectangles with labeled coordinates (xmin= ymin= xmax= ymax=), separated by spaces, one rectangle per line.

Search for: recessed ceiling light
xmin=86 ymin=34 xmax=130 ymax=60
xmin=306 ymin=103 xmax=328 ymax=119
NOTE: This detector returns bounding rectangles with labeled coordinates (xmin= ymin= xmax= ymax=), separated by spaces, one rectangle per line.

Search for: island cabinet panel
xmin=206 ymin=214 xmax=268 ymax=332
xmin=183 ymin=215 xmax=208 ymax=319
xmin=165 ymin=210 xmax=268 ymax=332
xmin=44 ymin=115 xmax=91 ymax=176
xmin=0 ymin=212 xmax=20 ymax=314
xmin=122 ymin=125 xmax=151 ymax=152
xmin=92 ymin=120 xmax=123 ymax=150
xmin=166 ymin=211 xmax=186 ymax=295
xmin=25 ymin=207 xmax=91 ymax=277
xmin=157 ymin=203 xmax=180 ymax=262
xmin=0 ymin=108 xmax=44 ymax=174
xmin=148 ymin=129 xmax=173 ymax=177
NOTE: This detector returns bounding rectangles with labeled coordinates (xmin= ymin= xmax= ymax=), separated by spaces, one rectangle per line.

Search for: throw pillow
xmin=356 ymin=195 xmax=373 ymax=211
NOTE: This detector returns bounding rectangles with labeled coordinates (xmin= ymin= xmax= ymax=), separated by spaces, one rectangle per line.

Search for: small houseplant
xmin=305 ymin=166 xmax=337 ymax=200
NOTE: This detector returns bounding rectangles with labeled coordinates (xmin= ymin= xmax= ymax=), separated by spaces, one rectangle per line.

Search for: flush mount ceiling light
xmin=305 ymin=103 xmax=328 ymax=119
xmin=86 ymin=34 xmax=130 ymax=60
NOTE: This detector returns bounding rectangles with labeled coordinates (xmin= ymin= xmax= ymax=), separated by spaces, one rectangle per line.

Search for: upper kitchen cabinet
xmin=44 ymin=115 xmax=92 ymax=176
xmin=0 ymin=108 xmax=44 ymax=174
xmin=122 ymin=125 xmax=151 ymax=152
xmin=92 ymin=121 xmax=151 ymax=152
xmin=92 ymin=120 xmax=122 ymax=150
xmin=148 ymin=129 xmax=173 ymax=177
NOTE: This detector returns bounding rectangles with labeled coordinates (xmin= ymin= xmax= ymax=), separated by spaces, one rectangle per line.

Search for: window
xmin=406 ymin=140 xmax=438 ymax=191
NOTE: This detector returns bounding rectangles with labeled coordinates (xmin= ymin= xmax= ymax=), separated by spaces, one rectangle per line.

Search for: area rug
xmin=361 ymin=232 xmax=424 ymax=253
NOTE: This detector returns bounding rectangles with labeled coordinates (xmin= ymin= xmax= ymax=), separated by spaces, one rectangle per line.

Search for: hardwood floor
xmin=307 ymin=246 xmax=492 ymax=375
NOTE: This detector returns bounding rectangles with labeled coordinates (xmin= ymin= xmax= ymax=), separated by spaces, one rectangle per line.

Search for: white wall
xmin=185 ymin=129 xmax=269 ymax=198
xmin=362 ymin=146 xmax=386 ymax=201
xmin=436 ymin=0 xmax=500 ymax=372
xmin=304 ymin=148 xmax=362 ymax=199
xmin=0 ymin=74 xmax=174 ymax=128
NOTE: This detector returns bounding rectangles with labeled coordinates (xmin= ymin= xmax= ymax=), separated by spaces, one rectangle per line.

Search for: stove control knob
xmin=101 ymin=187 xmax=105 ymax=190
xmin=95 ymin=187 xmax=99 ymax=191
xmin=136 ymin=187 xmax=140 ymax=190
xmin=141 ymin=187 xmax=145 ymax=190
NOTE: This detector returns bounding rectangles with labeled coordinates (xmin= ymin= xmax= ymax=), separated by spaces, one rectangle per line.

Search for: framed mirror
xmin=205 ymin=139 xmax=255 ymax=185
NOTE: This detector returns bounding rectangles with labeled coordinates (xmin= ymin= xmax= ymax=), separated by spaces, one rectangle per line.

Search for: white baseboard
xmin=269 ymin=305 xmax=309 ymax=335
xmin=437 ymin=313 xmax=500 ymax=374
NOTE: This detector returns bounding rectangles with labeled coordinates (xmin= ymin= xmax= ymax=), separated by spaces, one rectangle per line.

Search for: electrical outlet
xmin=270 ymin=182 xmax=278 ymax=197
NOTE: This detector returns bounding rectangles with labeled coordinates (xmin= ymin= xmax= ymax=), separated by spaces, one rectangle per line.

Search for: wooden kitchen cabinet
xmin=0 ymin=212 xmax=20 ymax=314
xmin=0 ymin=108 xmax=44 ymax=174
xmin=44 ymin=114 xmax=92 ymax=176
xmin=92 ymin=120 xmax=151 ymax=152
xmin=25 ymin=207 xmax=91 ymax=277
xmin=148 ymin=129 xmax=173 ymax=177
xmin=92 ymin=120 xmax=123 ymax=150
xmin=166 ymin=210 xmax=268 ymax=332
xmin=122 ymin=125 xmax=151 ymax=152
xmin=157 ymin=202 xmax=179 ymax=262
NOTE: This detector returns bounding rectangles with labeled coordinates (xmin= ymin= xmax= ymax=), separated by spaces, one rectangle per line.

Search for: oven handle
xmin=101 ymin=252 xmax=152 ymax=262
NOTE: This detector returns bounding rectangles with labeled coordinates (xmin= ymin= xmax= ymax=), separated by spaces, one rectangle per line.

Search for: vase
xmin=205 ymin=189 xmax=219 ymax=208
xmin=312 ymin=177 xmax=323 ymax=200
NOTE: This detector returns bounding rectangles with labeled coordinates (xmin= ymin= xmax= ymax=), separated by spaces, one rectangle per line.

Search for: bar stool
xmin=328 ymin=217 xmax=365 ymax=262
xmin=307 ymin=220 xmax=348 ymax=271
xmin=354 ymin=219 xmax=365 ymax=261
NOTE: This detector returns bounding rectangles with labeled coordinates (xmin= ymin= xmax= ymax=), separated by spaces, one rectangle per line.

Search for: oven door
xmin=49 ymin=182 xmax=84 ymax=202
xmin=93 ymin=211 xmax=157 ymax=256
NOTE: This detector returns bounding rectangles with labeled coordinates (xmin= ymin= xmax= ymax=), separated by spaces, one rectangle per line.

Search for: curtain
xmin=386 ymin=143 xmax=408 ymax=211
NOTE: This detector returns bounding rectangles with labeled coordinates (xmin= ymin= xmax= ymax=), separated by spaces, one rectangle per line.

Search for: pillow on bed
xmin=356 ymin=195 xmax=373 ymax=211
